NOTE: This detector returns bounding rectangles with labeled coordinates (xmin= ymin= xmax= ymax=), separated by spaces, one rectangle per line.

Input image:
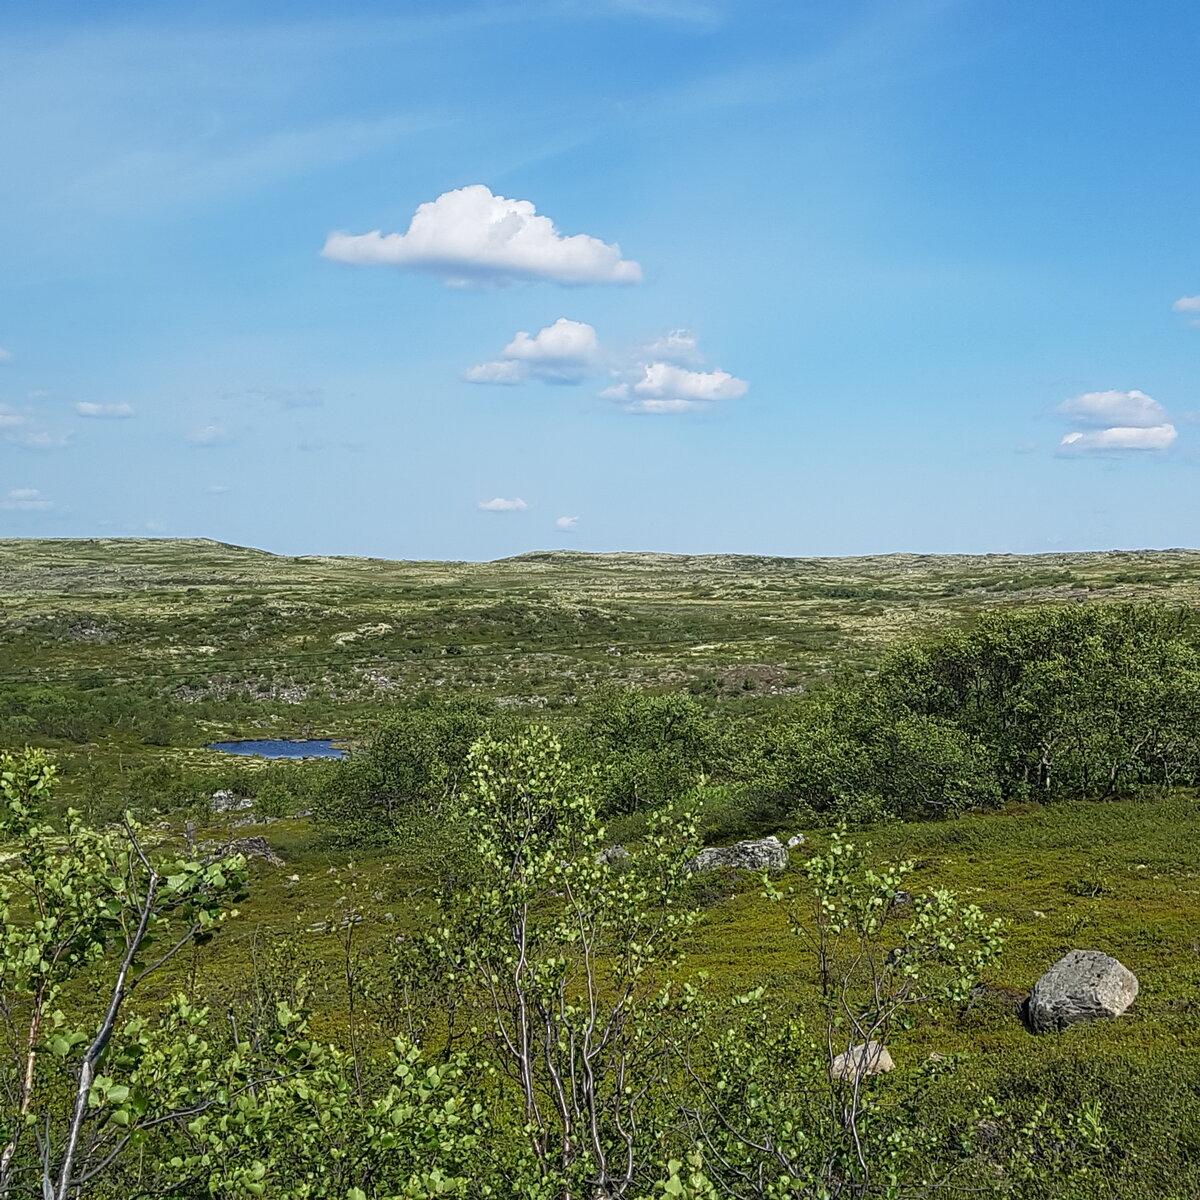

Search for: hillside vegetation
xmin=2 ymin=538 xmax=1200 ymax=1199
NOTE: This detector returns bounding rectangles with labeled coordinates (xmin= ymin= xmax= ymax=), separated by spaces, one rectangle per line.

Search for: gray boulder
xmin=830 ymin=1041 xmax=895 ymax=1082
xmin=686 ymin=836 xmax=788 ymax=874
xmin=1024 ymin=950 xmax=1138 ymax=1034
xmin=211 ymin=789 xmax=253 ymax=814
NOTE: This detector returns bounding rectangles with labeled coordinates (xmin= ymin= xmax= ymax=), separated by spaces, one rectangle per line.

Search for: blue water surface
xmin=207 ymin=739 xmax=347 ymax=760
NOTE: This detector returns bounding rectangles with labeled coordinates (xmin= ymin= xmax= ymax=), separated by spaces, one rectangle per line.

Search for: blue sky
xmin=1 ymin=0 xmax=1198 ymax=559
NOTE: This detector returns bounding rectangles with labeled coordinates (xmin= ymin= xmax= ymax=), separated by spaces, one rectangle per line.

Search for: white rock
xmin=830 ymin=1041 xmax=895 ymax=1082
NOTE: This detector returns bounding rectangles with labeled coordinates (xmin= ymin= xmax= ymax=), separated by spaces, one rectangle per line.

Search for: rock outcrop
xmin=1024 ymin=950 xmax=1138 ymax=1033
xmin=686 ymin=836 xmax=788 ymax=874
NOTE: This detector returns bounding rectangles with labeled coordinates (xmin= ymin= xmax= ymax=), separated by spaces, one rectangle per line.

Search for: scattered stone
xmin=1023 ymin=950 xmax=1139 ymax=1034
xmin=211 ymin=789 xmax=253 ymax=814
xmin=221 ymin=836 xmax=285 ymax=868
xmin=595 ymin=845 xmax=632 ymax=868
xmin=686 ymin=836 xmax=788 ymax=874
xmin=786 ymin=834 xmax=806 ymax=849
xmin=830 ymin=1041 xmax=895 ymax=1082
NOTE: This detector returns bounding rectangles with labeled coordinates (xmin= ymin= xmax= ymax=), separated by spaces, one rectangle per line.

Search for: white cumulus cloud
xmin=1059 ymin=425 xmax=1177 ymax=454
xmin=1055 ymin=388 xmax=1178 ymax=456
xmin=601 ymin=361 xmax=748 ymax=413
xmin=478 ymin=497 xmax=528 ymax=511
xmin=0 ymin=348 xmax=12 ymax=364
xmin=465 ymin=318 xmax=600 ymax=385
xmin=1172 ymin=296 xmax=1200 ymax=313
xmin=554 ymin=515 xmax=579 ymax=530
xmin=1057 ymin=389 xmax=1166 ymax=428
xmin=1 ymin=488 xmax=53 ymax=511
xmin=321 ymin=185 xmax=642 ymax=287
xmin=76 ymin=402 xmax=135 ymax=419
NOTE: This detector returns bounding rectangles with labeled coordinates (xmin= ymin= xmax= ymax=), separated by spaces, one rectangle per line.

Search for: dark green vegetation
xmin=3 ymin=538 xmax=1200 ymax=1198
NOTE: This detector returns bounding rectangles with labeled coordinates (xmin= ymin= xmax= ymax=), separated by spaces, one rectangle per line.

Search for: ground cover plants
xmin=2 ymin=538 xmax=1200 ymax=1197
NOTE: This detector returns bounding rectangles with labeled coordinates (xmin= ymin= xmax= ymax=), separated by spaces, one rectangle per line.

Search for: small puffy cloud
xmin=322 ymin=185 xmax=642 ymax=287
xmin=1059 ymin=425 xmax=1177 ymax=454
xmin=0 ymin=407 xmax=26 ymax=428
xmin=602 ymin=361 xmax=748 ymax=412
xmin=1055 ymin=387 xmax=1178 ymax=456
xmin=479 ymin=497 xmax=528 ymax=511
xmin=1057 ymin=389 xmax=1166 ymax=429
xmin=466 ymin=318 xmax=599 ymax=385
xmin=0 ymin=348 xmax=12 ymax=364
xmin=1172 ymin=296 xmax=1200 ymax=313
xmin=186 ymin=424 xmax=231 ymax=446
xmin=0 ymin=488 xmax=53 ymax=511
xmin=555 ymin=515 xmax=579 ymax=530
xmin=205 ymin=484 xmax=230 ymax=495
xmin=76 ymin=401 xmax=135 ymax=419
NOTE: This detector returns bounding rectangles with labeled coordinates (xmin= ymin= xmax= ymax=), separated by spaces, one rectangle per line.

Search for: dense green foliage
xmin=753 ymin=605 xmax=1200 ymax=821
xmin=314 ymin=605 xmax=1200 ymax=844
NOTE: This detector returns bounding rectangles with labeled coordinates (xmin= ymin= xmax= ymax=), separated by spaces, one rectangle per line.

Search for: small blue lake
xmin=207 ymin=739 xmax=347 ymax=760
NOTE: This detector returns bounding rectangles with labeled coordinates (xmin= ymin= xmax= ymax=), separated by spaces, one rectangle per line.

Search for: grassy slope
xmin=5 ymin=537 xmax=1200 ymax=1183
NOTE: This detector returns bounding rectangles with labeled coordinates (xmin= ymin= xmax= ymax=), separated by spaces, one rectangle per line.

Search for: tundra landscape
xmin=2 ymin=537 xmax=1200 ymax=1197
xmin=5 ymin=1 xmax=1200 ymax=1196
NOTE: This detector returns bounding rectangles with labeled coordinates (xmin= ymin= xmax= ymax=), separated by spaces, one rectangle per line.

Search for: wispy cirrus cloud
xmin=0 ymin=405 xmax=71 ymax=450
xmin=0 ymin=488 xmax=54 ymax=511
xmin=323 ymin=185 xmax=642 ymax=288
xmin=76 ymin=401 xmax=135 ymax=419
xmin=554 ymin=515 xmax=579 ymax=530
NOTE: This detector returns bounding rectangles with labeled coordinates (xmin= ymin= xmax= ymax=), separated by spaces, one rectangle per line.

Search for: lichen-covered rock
xmin=210 ymin=789 xmax=253 ymax=814
xmin=830 ymin=1041 xmax=894 ymax=1082
xmin=595 ymin=845 xmax=632 ymax=868
xmin=1024 ymin=950 xmax=1138 ymax=1034
xmin=221 ymin=836 xmax=284 ymax=868
xmin=686 ymin=836 xmax=788 ymax=874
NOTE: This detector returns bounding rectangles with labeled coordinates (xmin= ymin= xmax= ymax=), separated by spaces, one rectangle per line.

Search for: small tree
xmin=0 ymin=748 xmax=247 ymax=1198
xmin=432 ymin=726 xmax=701 ymax=1199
